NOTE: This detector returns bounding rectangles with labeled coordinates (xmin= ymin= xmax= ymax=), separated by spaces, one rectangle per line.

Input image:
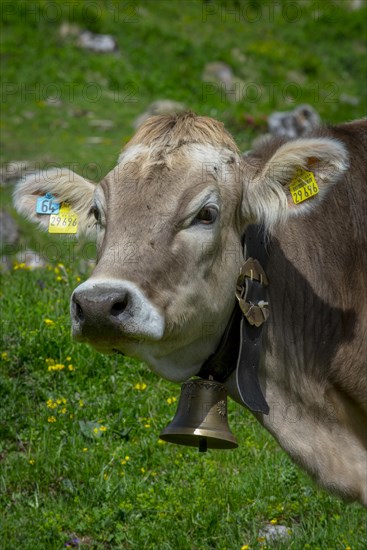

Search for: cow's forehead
xmin=108 ymin=142 xmax=240 ymax=192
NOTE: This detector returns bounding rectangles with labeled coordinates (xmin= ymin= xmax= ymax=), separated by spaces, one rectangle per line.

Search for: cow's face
xmin=14 ymin=114 xmax=348 ymax=382
xmin=71 ymin=141 xmax=244 ymax=381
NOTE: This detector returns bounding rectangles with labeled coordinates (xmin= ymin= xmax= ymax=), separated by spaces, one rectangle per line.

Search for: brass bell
xmin=159 ymin=378 xmax=238 ymax=452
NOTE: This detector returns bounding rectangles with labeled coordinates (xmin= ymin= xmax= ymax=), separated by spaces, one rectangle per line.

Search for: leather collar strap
xmin=236 ymin=225 xmax=270 ymax=414
xmin=197 ymin=305 xmax=242 ymax=383
xmin=198 ymin=224 xmax=270 ymax=415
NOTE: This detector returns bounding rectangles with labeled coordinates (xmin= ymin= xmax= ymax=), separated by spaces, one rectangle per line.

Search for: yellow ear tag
xmin=48 ymin=203 xmax=78 ymax=234
xmin=289 ymin=169 xmax=319 ymax=204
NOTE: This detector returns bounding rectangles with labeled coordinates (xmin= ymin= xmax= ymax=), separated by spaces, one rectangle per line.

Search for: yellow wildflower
xmin=103 ymin=473 xmax=109 ymax=480
xmin=28 ymin=459 xmax=35 ymax=465
xmin=270 ymin=519 xmax=277 ymax=525
xmin=44 ymin=319 xmax=55 ymax=326
xmin=134 ymin=382 xmax=147 ymax=390
xmin=66 ymin=356 xmax=71 ymax=361
xmin=48 ymin=363 xmax=65 ymax=372
xmin=60 ymin=407 xmax=67 ymax=414
xmin=79 ymin=400 xmax=84 ymax=408
xmin=14 ymin=262 xmax=29 ymax=270
xmin=54 ymin=267 xmax=60 ymax=274
xmin=144 ymin=423 xmax=151 ymax=429
xmin=1 ymin=352 xmax=9 ymax=361
xmin=83 ymin=448 xmax=88 ymax=452
xmin=99 ymin=425 xmax=107 ymax=432
xmin=46 ymin=399 xmax=57 ymax=409
xmin=56 ymin=398 xmax=67 ymax=405
xmin=68 ymin=364 xmax=74 ymax=371
xmin=93 ymin=427 xmax=99 ymax=434
xmin=76 ymin=276 xmax=81 ymax=282
xmin=45 ymin=358 xmax=55 ymax=366
xmin=141 ymin=467 xmax=145 ymax=474
xmin=167 ymin=397 xmax=177 ymax=405
xmin=48 ymin=416 xmax=56 ymax=423
xmin=56 ymin=276 xmax=63 ymax=282
xmin=241 ymin=546 xmax=250 ymax=550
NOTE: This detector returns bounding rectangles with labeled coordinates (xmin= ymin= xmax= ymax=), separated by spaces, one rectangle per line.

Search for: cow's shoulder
xmin=324 ymin=118 xmax=367 ymax=159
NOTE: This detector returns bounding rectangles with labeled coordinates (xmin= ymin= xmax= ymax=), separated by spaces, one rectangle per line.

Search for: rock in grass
xmin=268 ymin=104 xmax=321 ymax=139
xmin=258 ymin=524 xmax=291 ymax=543
xmin=0 ymin=210 xmax=19 ymax=248
xmin=350 ymin=0 xmax=363 ymax=9
xmin=16 ymin=250 xmax=46 ymax=270
xmin=202 ymin=62 xmax=235 ymax=87
xmin=89 ymin=119 xmax=114 ymax=130
xmin=202 ymin=61 xmax=246 ymax=103
xmin=77 ymin=31 xmax=118 ymax=53
xmin=86 ymin=137 xmax=104 ymax=144
xmin=59 ymin=22 xmax=81 ymax=39
xmin=340 ymin=94 xmax=360 ymax=106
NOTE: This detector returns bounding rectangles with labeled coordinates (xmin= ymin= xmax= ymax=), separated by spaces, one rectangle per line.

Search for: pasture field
xmin=1 ymin=1 xmax=366 ymax=548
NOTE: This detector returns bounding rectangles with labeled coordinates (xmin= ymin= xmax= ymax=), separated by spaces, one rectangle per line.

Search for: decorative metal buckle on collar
xmin=236 ymin=258 xmax=269 ymax=328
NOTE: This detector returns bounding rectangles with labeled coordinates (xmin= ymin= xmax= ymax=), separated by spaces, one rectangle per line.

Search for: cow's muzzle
xmin=70 ymin=279 xmax=165 ymax=346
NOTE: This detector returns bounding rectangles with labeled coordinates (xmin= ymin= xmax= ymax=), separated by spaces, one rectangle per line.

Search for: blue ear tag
xmin=36 ymin=193 xmax=60 ymax=214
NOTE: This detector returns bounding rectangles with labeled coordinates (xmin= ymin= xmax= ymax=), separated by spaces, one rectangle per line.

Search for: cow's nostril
xmin=110 ymin=296 xmax=129 ymax=317
xmin=74 ymin=299 xmax=85 ymax=322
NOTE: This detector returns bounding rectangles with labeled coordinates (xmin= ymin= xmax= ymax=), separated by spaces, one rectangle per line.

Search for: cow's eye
xmin=193 ymin=205 xmax=218 ymax=225
xmin=92 ymin=206 xmax=101 ymax=224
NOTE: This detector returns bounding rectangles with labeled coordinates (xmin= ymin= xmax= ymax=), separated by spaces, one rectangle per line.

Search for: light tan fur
xmin=126 ymin=112 xmax=239 ymax=155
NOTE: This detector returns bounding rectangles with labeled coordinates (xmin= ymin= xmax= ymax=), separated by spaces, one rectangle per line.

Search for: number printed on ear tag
xmin=290 ymin=169 xmax=319 ymax=204
xmin=48 ymin=204 xmax=78 ymax=234
xmin=36 ymin=193 xmax=60 ymax=214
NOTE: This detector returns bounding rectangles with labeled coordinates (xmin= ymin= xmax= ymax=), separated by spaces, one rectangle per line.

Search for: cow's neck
xmin=198 ymin=224 xmax=271 ymax=414
xmin=225 ymin=219 xmax=367 ymax=505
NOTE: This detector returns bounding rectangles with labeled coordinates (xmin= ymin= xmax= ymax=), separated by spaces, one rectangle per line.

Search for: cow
xmin=14 ymin=113 xmax=367 ymax=506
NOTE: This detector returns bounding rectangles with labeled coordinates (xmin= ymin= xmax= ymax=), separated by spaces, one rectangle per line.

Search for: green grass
xmin=1 ymin=267 xmax=366 ymax=549
xmin=1 ymin=0 xmax=366 ymax=548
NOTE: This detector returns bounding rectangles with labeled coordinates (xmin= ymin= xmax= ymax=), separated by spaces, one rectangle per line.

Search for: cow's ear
xmin=243 ymin=137 xmax=349 ymax=232
xmin=13 ymin=169 xmax=97 ymax=236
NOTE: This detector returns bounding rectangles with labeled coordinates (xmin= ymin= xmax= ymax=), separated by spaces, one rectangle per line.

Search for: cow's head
xmin=13 ymin=113 xmax=348 ymax=382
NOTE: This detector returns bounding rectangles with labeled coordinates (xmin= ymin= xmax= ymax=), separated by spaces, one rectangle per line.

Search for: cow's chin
xmin=73 ymin=333 xmax=207 ymax=383
xmin=73 ymin=333 xmax=148 ymax=357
